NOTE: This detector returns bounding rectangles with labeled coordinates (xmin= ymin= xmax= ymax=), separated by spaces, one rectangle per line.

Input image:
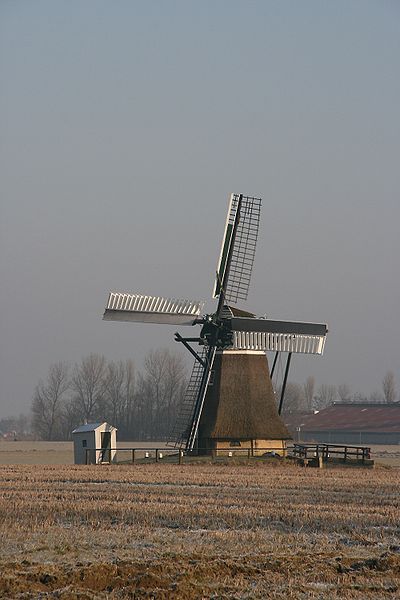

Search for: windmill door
xmin=100 ymin=431 xmax=111 ymax=463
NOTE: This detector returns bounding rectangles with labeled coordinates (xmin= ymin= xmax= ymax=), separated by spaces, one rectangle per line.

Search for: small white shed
xmin=72 ymin=422 xmax=117 ymax=464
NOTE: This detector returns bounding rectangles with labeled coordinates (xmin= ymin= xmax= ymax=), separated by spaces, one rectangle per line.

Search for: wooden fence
xmin=292 ymin=443 xmax=373 ymax=466
xmin=85 ymin=446 xmax=288 ymax=465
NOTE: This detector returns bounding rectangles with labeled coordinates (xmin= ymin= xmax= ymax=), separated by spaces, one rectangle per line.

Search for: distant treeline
xmin=1 ymin=357 xmax=396 ymax=442
xmin=29 ymin=351 xmax=187 ymax=441
xmin=278 ymin=370 xmax=397 ymax=414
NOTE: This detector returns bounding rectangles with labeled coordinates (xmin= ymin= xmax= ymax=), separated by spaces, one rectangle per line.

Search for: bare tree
xmin=337 ymin=383 xmax=351 ymax=403
xmin=31 ymin=362 xmax=70 ymax=440
xmin=314 ymin=384 xmax=336 ymax=410
xmin=382 ymin=371 xmax=396 ymax=404
xmin=351 ymin=392 xmax=367 ymax=404
xmin=280 ymin=382 xmax=306 ymax=414
xmin=71 ymin=354 xmax=107 ymax=422
xmin=136 ymin=349 xmax=187 ymax=439
xmin=369 ymin=390 xmax=384 ymax=403
xmin=123 ymin=359 xmax=135 ymax=438
xmin=163 ymin=351 xmax=187 ymax=432
xmin=103 ymin=360 xmax=125 ymax=425
xmin=59 ymin=397 xmax=81 ymax=440
xmin=303 ymin=376 xmax=315 ymax=412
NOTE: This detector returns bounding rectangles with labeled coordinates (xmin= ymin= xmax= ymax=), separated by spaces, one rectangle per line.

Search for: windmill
xmin=103 ymin=194 xmax=327 ymax=454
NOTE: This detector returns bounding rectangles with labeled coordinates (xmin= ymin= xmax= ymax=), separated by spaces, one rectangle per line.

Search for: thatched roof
xmin=199 ymin=352 xmax=291 ymax=440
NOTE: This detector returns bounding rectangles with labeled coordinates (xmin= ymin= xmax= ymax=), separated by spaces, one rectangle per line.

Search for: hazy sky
xmin=1 ymin=1 xmax=399 ymax=418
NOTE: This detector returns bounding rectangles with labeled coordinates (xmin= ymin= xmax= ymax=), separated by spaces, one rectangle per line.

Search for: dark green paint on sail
xmin=215 ymin=223 xmax=233 ymax=297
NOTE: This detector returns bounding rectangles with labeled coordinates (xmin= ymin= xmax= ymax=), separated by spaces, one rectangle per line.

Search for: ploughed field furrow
xmin=0 ymin=463 xmax=399 ymax=599
xmin=0 ymin=552 xmax=399 ymax=599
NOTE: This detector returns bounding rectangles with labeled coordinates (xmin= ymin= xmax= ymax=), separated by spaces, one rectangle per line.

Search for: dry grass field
xmin=0 ymin=441 xmax=171 ymax=466
xmin=1 ymin=441 xmax=399 ymax=466
xmin=0 ymin=458 xmax=399 ymax=599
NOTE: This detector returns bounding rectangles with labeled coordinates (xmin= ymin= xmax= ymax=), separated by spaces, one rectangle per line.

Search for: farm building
xmin=286 ymin=403 xmax=400 ymax=445
xmin=72 ymin=422 xmax=117 ymax=464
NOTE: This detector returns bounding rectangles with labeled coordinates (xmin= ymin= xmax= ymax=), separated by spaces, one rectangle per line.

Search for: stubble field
xmin=0 ymin=457 xmax=399 ymax=599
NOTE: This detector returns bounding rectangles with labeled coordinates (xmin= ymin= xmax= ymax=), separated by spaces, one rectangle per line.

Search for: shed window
xmin=82 ymin=439 xmax=87 ymax=447
xmin=230 ymin=440 xmax=241 ymax=447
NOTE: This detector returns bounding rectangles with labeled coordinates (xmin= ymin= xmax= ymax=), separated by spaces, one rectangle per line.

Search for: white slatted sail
xmin=103 ymin=293 xmax=204 ymax=325
xmin=228 ymin=316 xmax=328 ymax=355
xmin=231 ymin=331 xmax=326 ymax=355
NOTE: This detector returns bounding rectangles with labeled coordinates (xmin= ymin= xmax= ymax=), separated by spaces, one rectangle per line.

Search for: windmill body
xmin=103 ymin=194 xmax=328 ymax=453
xmin=197 ymin=350 xmax=292 ymax=455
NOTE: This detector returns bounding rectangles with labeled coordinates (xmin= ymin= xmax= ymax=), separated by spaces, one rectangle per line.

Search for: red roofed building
xmin=285 ymin=403 xmax=400 ymax=445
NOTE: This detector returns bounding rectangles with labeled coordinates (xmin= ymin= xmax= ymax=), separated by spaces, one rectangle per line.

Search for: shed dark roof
xmin=292 ymin=403 xmax=400 ymax=433
xmin=72 ymin=422 xmax=117 ymax=434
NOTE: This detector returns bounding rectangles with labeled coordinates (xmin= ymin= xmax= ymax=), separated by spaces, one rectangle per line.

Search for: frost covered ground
xmin=0 ymin=461 xmax=399 ymax=598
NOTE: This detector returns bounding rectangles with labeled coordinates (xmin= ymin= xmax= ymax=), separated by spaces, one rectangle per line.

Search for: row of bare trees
xmin=280 ymin=371 xmax=397 ymax=414
xmin=280 ymin=379 xmax=340 ymax=414
xmin=31 ymin=350 xmax=187 ymax=441
xmin=25 ymin=350 xmax=398 ymax=439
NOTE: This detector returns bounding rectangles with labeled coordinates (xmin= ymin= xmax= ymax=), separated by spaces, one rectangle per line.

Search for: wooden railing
xmin=84 ymin=446 xmax=288 ymax=465
xmin=84 ymin=444 xmax=373 ymax=465
xmin=292 ymin=443 xmax=372 ymax=464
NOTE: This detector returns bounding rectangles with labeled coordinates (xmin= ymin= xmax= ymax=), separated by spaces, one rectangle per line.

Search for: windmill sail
xmin=103 ymin=293 xmax=204 ymax=325
xmin=228 ymin=317 xmax=328 ymax=355
xmin=213 ymin=194 xmax=262 ymax=304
